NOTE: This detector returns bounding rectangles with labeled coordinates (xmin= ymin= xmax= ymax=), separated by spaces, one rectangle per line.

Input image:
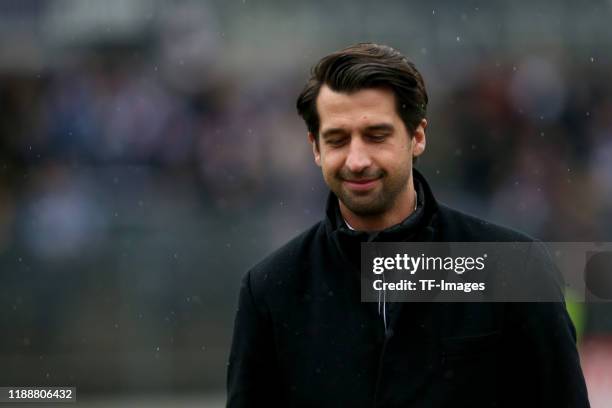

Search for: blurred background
xmin=1 ymin=0 xmax=611 ymax=406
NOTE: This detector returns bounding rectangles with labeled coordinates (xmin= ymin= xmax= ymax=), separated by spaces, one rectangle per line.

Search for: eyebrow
xmin=320 ymin=123 xmax=395 ymax=139
xmin=363 ymin=124 xmax=394 ymax=133
xmin=320 ymin=128 xmax=348 ymax=139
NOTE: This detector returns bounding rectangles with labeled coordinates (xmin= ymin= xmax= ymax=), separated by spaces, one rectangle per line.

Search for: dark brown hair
xmin=296 ymin=43 xmax=428 ymax=139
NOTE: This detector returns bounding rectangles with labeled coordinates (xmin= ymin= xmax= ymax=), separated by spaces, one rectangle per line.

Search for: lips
xmin=343 ymin=178 xmax=380 ymax=191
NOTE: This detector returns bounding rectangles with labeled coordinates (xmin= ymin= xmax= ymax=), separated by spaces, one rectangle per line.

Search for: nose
xmin=345 ymin=138 xmax=372 ymax=174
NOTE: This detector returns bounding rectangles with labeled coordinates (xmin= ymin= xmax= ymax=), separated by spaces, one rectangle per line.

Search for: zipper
xmin=370 ymin=231 xmax=388 ymax=407
xmin=372 ymin=326 xmax=394 ymax=407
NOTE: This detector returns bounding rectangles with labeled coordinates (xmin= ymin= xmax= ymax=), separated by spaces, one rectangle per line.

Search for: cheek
xmin=374 ymin=147 xmax=403 ymax=163
xmin=376 ymin=149 xmax=412 ymax=173
xmin=320 ymin=150 xmax=344 ymax=173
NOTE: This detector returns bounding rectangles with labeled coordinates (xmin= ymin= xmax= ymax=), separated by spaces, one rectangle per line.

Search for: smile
xmin=343 ymin=178 xmax=380 ymax=191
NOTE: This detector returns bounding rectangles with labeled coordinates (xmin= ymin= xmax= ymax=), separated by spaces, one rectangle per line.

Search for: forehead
xmin=316 ymin=85 xmax=399 ymax=130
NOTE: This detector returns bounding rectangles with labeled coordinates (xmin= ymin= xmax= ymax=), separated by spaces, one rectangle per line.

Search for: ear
xmin=308 ymin=132 xmax=321 ymax=167
xmin=411 ymin=118 xmax=427 ymax=158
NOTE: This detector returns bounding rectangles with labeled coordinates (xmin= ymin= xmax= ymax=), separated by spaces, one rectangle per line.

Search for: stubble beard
xmin=330 ymin=167 xmax=410 ymax=217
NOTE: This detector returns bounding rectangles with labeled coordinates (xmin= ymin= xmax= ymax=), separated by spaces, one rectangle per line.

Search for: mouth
xmin=342 ymin=177 xmax=381 ymax=192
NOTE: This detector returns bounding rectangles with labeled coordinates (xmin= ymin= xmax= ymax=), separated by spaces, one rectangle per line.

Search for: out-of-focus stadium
xmin=1 ymin=0 xmax=611 ymax=406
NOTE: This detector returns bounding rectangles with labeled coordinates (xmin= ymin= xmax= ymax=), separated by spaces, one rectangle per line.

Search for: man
xmin=227 ymin=43 xmax=589 ymax=407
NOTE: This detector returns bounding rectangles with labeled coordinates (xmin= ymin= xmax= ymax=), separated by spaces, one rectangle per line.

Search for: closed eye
xmin=367 ymin=134 xmax=389 ymax=142
xmin=325 ymin=137 xmax=349 ymax=147
xmin=364 ymin=124 xmax=394 ymax=142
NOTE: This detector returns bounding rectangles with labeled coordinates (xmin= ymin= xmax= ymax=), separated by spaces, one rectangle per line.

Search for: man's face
xmin=309 ymin=85 xmax=426 ymax=216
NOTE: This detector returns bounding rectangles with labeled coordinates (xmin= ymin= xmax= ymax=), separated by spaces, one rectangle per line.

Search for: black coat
xmin=227 ymin=170 xmax=590 ymax=407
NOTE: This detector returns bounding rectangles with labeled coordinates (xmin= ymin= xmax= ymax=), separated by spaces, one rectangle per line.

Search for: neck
xmin=339 ymin=174 xmax=416 ymax=232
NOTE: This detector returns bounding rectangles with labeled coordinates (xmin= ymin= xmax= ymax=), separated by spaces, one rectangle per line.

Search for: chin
xmin=342 ymin=197 xmax=388 ymax=216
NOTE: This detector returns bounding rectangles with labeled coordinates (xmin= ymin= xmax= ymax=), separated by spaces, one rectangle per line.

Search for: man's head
xmin=296 ymin=43 xmax=428 ymax=223
xmin=297 ymin=43 xmax=428 ymax=144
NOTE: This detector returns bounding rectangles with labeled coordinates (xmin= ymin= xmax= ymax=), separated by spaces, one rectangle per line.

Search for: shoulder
xmin=436 ymin=203 xmax=536 ymax=243
xmin=245 ymin=221 xmax=323 ymax=303
xmin=250 ymin=221 xmax=322 ymax=276
xmin=437 ymin=204 xmax=565 ymax=300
